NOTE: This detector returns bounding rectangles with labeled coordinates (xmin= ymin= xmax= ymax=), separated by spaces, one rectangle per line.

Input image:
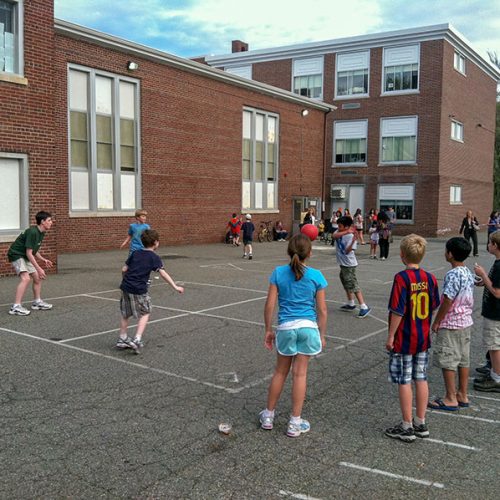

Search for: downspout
xmin=321 ymin=108 xmax=333 ymax=216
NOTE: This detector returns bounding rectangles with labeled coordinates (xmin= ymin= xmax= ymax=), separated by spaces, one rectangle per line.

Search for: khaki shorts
xmin=339 ymin=266 xmax=360 ymax=293
xmin=11 ymin=257 xmax=36 ymax=275
xmin=433 ymin=327 xmax=471 ymax=370
xmin=482 ymin=318 xmax=500 ymax=350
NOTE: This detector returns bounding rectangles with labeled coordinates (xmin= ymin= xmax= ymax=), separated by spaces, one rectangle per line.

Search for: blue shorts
xmin=388 ymin=351 xmax=429 ymax=385
xmin=275 ymin=327 xmax=321 ymax=356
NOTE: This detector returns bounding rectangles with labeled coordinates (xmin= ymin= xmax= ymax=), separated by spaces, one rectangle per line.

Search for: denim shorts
xmin=388 ymin=351 xmax=429 ymax=384
xmin=275 ymin=327 xmax=322 ymax=356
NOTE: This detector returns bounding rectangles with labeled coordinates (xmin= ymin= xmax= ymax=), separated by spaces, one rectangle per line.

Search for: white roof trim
xmin=54 ymin=19 xmax=336 ymax=112
xmin=206 ymin=23 xmax=500 ymax=82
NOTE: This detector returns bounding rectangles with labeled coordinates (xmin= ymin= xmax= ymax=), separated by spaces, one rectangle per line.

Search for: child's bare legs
xmin=133 ymin=314 xmax=150 ymax=341
xmin=456 ymin=367 xmax=469 ymax=404
xmin=32 ymin=271 xmax=43 ymax=302
xmin=398 ymin=383 xmax=413 ymax=423
xmin=370 ymin=243 xmax=376 ymax=256
xmin=346 ymin=290 xmax=366 ymax=306
xmin=266 ymin=354 xmax=293 ymax=411
xmin=14 ymin=272 xmax=31 ymax=304
xmin=244 ymin=243 xmax=253 ymax=256
xmin=414 ymin=380 xmax=429 ymax=421
xmin=442 ymin=369 xmax=459 ymax=406
xmin=119 ymin=317 xmax=130 ymax=337
xmin=357 ymin=229 xmax=365 ymax=244
xmin=291 ymin=354 xmax=310 ymax=417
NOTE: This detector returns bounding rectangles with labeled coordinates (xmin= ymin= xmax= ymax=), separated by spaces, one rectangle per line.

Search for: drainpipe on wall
xmin=321 ymin=108 xmax=333 ymax=216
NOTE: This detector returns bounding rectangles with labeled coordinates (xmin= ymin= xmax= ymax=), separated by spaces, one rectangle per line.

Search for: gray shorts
xmin=433 ymin=327 xmax=471 ymax=370
xmin=483 ymin=318 xmax=500 ymax=350
xmin=11 ymin=257 xmax=36 ymax=275
xmin=339 ymin=266 xmax=360 ymax=293
xmin=120 ymin=291 xmax=152 ymax=319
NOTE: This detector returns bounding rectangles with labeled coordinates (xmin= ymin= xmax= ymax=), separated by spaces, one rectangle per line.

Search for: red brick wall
xmin=0 ymin=0 xmax=57 ymax=275
xmin=253 ymin=59 xmax=292 ymax=91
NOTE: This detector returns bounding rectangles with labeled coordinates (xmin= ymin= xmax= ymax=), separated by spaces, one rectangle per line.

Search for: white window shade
xmin=225 ymin=65 xmax=252 ymax=80
xmin=0 ymin=158 xmax=20 ymax=230
xmin=335 ymin=120 xmax=368 ymax=139
xmin=379 ymin=185 xmax=414 ymax=200
xmin=69 ymin=70 xmax=88 ymax=111
xmin=384 ymin=45 xmax=419 ymax=66
xmin=119 ymin=81 xmax=135 ymax=119
xmin=293 ymin=56 xmax=323 ymax=76
xmin=337 ymin=51 xmax=369 ymax=71
xmin=96 ymin=76 xmax=113 ymax=114
xmin=381 ymin=117 xmax=417 ymax=137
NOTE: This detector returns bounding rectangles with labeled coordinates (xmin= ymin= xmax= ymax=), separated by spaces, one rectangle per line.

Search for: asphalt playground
xmin=0 ymin=233 xmax=498 ymax=499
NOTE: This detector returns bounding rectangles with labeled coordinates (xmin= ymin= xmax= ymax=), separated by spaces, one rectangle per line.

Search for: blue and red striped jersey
xmin=388 ymin=268 xmax=440 ymax=354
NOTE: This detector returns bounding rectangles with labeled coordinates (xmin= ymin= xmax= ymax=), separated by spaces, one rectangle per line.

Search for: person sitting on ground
xmin=274 ymin=221 xmax=288 ymax=241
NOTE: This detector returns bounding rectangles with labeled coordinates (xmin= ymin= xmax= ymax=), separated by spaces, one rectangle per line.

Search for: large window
xmin=379 ymin=184 xmax=414 ymax=223
xmin=293 ymin=57 xmax=323 ymax=99
xmin=0 ymin=153 xmax=28 ymax=235
xmin=380 ymin=116 xmax=418 ymax=164
xmin=242 ymin=108 xmax=279 ymax=210
xmin=336 ymin=51 xmax=369 ymax=98
xmin=68 ymin=67 xmax=140 ymax=212
xmin=0 ymin=0 xmax=23 ymax=75
xmin=334 ymin=120 xmax=367 ymax=165
xmin=383 ymin=45 xmax=419 ymax=93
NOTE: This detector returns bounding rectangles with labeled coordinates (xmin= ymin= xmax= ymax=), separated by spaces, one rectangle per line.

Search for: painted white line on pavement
xmin=425 ymin=408 xmax=500 ymax=424
xmin=334 ymin=327 xmax=387 ymax=351
xmin=469 ymin=394 xmax=500 ymax=402
xmin=279 ymin=489 xmax=322 ymax=500
xmin=424 ymin=438 xmax=480 ymax=451
xmin=182 ymin=281 xmax=267 ymax=294
xmin=339 ymin=462 xmax=444 ymax=489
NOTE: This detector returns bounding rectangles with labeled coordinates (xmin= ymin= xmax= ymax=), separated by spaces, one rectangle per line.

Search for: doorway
xmin=292 ymin=196 xmax=321 ymax=234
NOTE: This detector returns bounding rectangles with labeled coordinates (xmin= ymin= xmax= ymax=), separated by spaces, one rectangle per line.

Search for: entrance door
xmin=349 ymin=185 xmax=365 ymax=216
xmin=330 ymin=184 xmax=365 ymax=217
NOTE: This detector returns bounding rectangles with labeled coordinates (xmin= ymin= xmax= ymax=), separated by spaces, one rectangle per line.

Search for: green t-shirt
xmin=7 ymin=226 xmax=45 ymax=262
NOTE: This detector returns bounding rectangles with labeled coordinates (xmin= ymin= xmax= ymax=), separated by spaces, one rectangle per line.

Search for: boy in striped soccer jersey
xmin=384 ymin=234 xmax=440 ymax=442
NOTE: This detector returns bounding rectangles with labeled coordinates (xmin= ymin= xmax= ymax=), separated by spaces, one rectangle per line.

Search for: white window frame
xmin=67 ymin=64 xmax=141 ymax=215
xmin=0 ymin=0 xmax=24 ymax=77
xmin=451 ymin=120 xmax=464 ymax=142
xmin=292 ymin=57 xmax=323 ymax=100
xmin=378 ymin=184 xmax=415 ymax=224
xmin=450 ymin=185 xmax=462 ymax=205
xmin=454 ymin=52 xmax=466 ymax=75
xmin=380 ymin=116 xmax=418 ymax=165
xmin=0 ymin=152 xmax=29 ymax=239
xmin=382 ymin=44 xmax=420 ymax=95
xmin=225 ymin=65 xmax=252 ymax=80
xmin=333 ymin=120 xmax=368 ymax=166
xmin=335 ymin=50 xmax=370 ymax=99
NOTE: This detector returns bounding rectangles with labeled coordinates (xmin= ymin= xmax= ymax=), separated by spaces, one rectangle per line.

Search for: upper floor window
xmin=380 ymin=116 xmax=418 ymax=164
xmin=292 ymin=57 xmax=323 ymax=99
xmin=225 ymin=65 xmax=252 ymax=80
xmin=68 ymin=66 xmax=140 ymax=212
xmin=334 ymin=120 xmax=368 ymax=165
xmin=451 ymin=120 xmax=464 ymax=142
xmin=454 ymin=52 xmax=466 ymax=75
xmin=383 ymin=44 xmax=419 ymax=94
xmin=0 ymin=0 xmax=23 ymax=75
xmin=336 ymin=51 xmax=369 ymax=98
xmin=450 ymin=185 xmax=462 ymax=205
xmin=242 ymin=108 xmax=279 ymax=210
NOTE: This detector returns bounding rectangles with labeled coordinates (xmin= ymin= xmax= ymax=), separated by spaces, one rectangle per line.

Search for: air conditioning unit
xmin=331 ymin=187 xmax=346 ymax=199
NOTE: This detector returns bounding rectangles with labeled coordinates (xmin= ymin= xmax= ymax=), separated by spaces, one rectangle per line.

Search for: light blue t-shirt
xmin=269 ymin=265 xmax=328 ymax=324
xmin=128 ymin=222 xmax=151 ymax=253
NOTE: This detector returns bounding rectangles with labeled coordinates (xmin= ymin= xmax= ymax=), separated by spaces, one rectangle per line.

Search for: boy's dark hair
xmin=141 ymin=229 xmax=159 ymax=248
xmin=36 ymin=211 xmax=52 ymax=225
xmin=337 ymin=216 xmax=353 ymax=227
xmin=446 ymin=237 xmax=471 ymax=262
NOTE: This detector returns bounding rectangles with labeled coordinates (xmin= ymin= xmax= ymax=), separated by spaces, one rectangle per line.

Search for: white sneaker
xmin=287 ymin=418 xmax=310 ymax=437
xmin=31 ymin=300 xmax=53 ymax=310
xmin=259 ymin=410 xmax=274 ymax=430
xmin=9 ymin=304 xmax=31 ymax=316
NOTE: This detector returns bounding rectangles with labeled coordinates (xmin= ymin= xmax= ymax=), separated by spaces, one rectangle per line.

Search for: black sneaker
xmin=384 ymin=422 xmax=416 ymax=442
xmin=476 ymin=363 xmax=491 ymax=375
xmin=248 ymin=255 xmax=253 ymax=260
xmin=412 ymin=420 xmax=429 ymax=438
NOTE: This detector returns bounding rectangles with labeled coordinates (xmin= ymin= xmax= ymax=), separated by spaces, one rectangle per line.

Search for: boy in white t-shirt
xmin=332 ymin=216 xmax=371 ymax=318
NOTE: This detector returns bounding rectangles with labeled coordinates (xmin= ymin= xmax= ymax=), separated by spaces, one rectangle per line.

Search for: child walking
xmin=385 ymin=234 xmax=440 ymax=442
xmin=369 ymin=221 xmax=379 ymax=259
xmin=429 ymin=237 xmax=474 ymax=410
xmin=259 ymin=234 xmax=328 ymax=437
xmin=241 ymin=214 xmax=255 ymax=260
xmin=332 ymin=216 xmax=371 ymax=318
xmin=117 ymin=229 xmax=184 ymax=353
xmin=120 ymin=209 xmax=150 ymax=255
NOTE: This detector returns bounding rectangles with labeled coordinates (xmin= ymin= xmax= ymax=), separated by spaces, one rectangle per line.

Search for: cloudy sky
xmin=54 ymin=0 xmax=500 ymax=62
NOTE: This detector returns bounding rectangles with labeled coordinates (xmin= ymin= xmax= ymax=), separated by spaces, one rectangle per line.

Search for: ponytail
xmin=287 ymin=234 xmax=312 ymax=281
xmin=290 ymin=253 xmax=305 ymax=281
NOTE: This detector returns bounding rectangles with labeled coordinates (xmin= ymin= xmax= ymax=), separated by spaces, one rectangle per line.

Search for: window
xmin=454 ymin=52 xmax=466 ymax=74
xmin=242 ymin=108 xmax=279 ymax=210
xmin=451 ymin=120 xmax=464 ymax=142
xmin=225 ymin=65 xmax=252 ymax=79
xmin=336 ymin=51 xmax=369 ymax=98
xmin=383 ymin=45 xmax=419 ymax=93
xmin=0 ymin=0 xmax=23 ymax=75
xmin=0 ymin=153 xmax=28 ymax=235
xmin=68 ymin=66 xmax=140 ymax=212
xmin=379 ymin=184 xmax=414 ymax=223
xmin=380 ymin=116 xmax=417 ymax=164
xmin=334 ymin=120 xmax=367 ymax=165
xmin=293 ymin=57 xmax=323 ymax=99
xmin=450 ymin=185 xmax=462 ymax=204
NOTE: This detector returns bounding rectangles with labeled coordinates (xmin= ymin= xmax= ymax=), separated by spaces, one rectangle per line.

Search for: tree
xmin=488 ymin=52 xmax=500 ymax=208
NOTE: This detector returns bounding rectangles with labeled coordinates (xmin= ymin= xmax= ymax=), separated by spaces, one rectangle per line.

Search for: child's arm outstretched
xmin=386 ymin=312 xmax=403 ymax=351
xmin=159 ymin=269 xmax=185 ymax=293
xmin=120 ymin=235 xmax=131 ymax=249
xmin=264 ymin=284 xmax=278 ymax=350
xmin=431 ymin=296 xmax=453 ymax=332
xmin=316 ymin=289 xmax=327 ymax=348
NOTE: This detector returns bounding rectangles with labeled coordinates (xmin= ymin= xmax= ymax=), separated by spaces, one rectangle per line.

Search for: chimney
xmin=231 ymin=40 xmax=248 ymax=53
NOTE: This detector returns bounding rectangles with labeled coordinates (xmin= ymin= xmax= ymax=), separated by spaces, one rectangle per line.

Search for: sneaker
xmin=31 ymin=300 xmax=53 ymax=311
xmin=286 ymin=418 xmax=310 ymax=438
xmin=259 ymin=410 xmax=274 ymax=430
xmin=358 ymin=307 xmax=371 ymax=318
xmin=381 ymin=257 xmax=386 ymax=260
xmin=115 ymin=336 xmax=134 ymax=349
xmin=242 ymin=254 xmax=247 ymax=259
xmin=473 ymin=377 xmax=500 ymax=393
xmin=384 ymin=422 xmax=416 ymax=443
xmin=130 ymin=337 xmax=144 ymax=354
xmin=248 ymin=255 xmax=253 ymax=260
xmin=476 ymin=363 xmax=491 ymax=375
xmin=9 ymin=304 xmax=31 ymax=316
xmin=340 ymin=304 xmax=356 ymax=311
xmin=412 ymin=420 xmax=429 ymax=438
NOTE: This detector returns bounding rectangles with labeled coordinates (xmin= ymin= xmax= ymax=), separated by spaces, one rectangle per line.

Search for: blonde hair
xmin=400 ymin=234 xmax=427 ymax=264
xmin=287 ymin=234 xmax=312 ymax=280
xmin=135 ymin=209 xmax=147 ymax=218
xmin=490 ymin=230 xmax=500 ymax=247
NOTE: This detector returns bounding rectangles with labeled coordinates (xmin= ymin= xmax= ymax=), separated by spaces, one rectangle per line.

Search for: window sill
xmin=0 ymin=73 xmax=28 ymax=86
xmin=69 ymin=210 xmax=136 ymax=218
xmin=241 ymin=209 xmax=280 ymax=214
xmin=377 ymin=163 xmax=418 ymax=167
xmin=451 ymin=138 xmax=464 ymax=143
xmin=332 ymin=163 xmax=367 ymax=168
xmin=450 ymin=201 xmax=463 ymax=205
xmin=380 ymin=90 xmax=419 ymax=97
xmin=333 ymin=94 xmax=369 ymax=101
xmin=454 ymin=68 xmax=467 ymax=77
xmin=0 ymin=234 xmax=18 ymax=244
